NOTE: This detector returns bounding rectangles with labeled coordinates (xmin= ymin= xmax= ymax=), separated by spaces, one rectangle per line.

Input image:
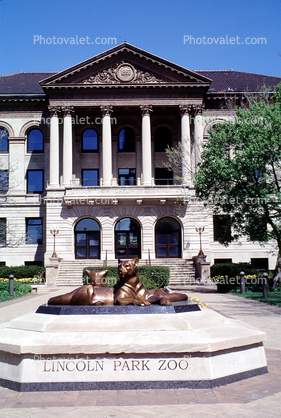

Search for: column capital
xmin=61 ymin=106 xmax=74 ymax=117
xmin=48 ymin=106 xmax=61 ymax=117
xmin=140 ymin=105 xmax=153 ymax=116
xmin=100 ymin=105 xmax=113 ymax=116
xmin=179 ymin=104 xmax=204 ymax=116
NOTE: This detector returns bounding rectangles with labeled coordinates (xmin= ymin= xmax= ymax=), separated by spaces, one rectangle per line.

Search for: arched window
xmin=154 ymin=127 xmax=172 ymax=152
xmin=155 ymin=217 xmax=181 ymax=258
xmin=118 ymin=128 xmax=135 ymax=152
xmin=82 ymin=129 xmax=98 ymax=152
xmin=75 ymin=218 xmax=100 ymax=259
xmin=27 ymin=129 xmax=44 ymax=152
xmin=115 ymin=217 xmax=140 ymax=258
xmin=0 ymin=128 xmax=9 ymax=152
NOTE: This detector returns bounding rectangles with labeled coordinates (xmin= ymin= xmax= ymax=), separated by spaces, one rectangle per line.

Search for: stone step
xmin=56 ymin=259 xmax=196 ymax=286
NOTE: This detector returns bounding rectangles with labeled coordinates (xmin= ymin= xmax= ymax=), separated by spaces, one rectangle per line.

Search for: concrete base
xmin=0 ymin=306 xmax=267 ymax=391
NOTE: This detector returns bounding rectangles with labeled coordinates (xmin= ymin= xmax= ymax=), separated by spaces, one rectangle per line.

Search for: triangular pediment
xmin=40 ymin=43 xmax=211 ymax=87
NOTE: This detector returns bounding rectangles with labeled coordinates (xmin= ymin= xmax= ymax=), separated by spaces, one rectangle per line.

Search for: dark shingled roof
xmin=0 ymin=72 xmax=56 ymax=95
xmin=195 ymin=70 xmax=281 ymax=93
xmin=0 ymin=70 xmax=280 ymax=96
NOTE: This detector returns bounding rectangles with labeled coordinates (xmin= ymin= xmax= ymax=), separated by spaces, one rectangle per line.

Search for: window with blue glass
xmin=118 ymin=168 xmax=136 ymax=185
xmin=27 ymin=170 xmax=44 ymax=194
xmin=0 ymin=128 xmax=8 ymax=152
xmin=26 ymin=218 xmax=43 ymax=244
xmin=82 ymin=129 xmax=98 ymax=152
xmin=82 ymin=169 xmax=99 ymax=186
xmin=27 ymin=129 xmax=44 ymax=152
xmin=0 ymin=171 xmax=8 ymax=193
xmin=118 ymin=128 xmax=135 ymax=152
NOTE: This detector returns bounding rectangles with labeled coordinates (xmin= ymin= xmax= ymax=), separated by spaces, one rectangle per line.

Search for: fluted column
xmin=49 ymin=106 xmax=60 ymax=187
xmin=62 ymin=106 xmax=74 ymax=187
xmin=194 ymin=108 xmax=204 ymax=172
xmin=101 ymin=106 xmax=113 ymax=186
xmin=140 ymin=105 xmax=152 ymax=186
xmin=179 ymin=105 xmax=191 ymax=185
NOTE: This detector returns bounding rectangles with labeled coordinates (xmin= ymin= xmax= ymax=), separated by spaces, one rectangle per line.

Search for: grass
xmin=232 ymin=290 xmax=281 ymax=307
xmin=0 ymin=283 xmax=32 ymax=303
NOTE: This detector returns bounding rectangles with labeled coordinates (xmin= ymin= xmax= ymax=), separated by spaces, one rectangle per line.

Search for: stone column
xmin=48 ymin=106 xmax=60 ymax=188
xmin=62 ymin=107 xmax=74 ymax=187
xmin=101 ymin=106 xmax=113 ymax=186
xmin=179 ymin=105 xmax=191 ymax=185
xmin=194 ymin=109 xmax=204 ymax=172
xmin=140 ymin=105 xmax=152 ymax=186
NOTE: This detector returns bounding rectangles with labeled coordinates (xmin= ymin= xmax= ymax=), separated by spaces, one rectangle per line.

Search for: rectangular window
xmin=0 ymin=218 xmax=6 ymax=246
xmin=26 ymin=218 xmax=43 ymax=244
xmin=213 ymin=215 xmax=231 ymax=242
xmin=118 ymin=168 xmax=136 ymax=185
xmin=155 ymin=168 xmax=173 ymax=185
xmin=27 ymin=170 xmax=44 ymax=194
xmin=82 ymin=169 xmax=99 ymax=186
xmin=0 ymin=171 xmax=8 ymax=193
xmin=249 ymin=217 xmax=267 ymax=241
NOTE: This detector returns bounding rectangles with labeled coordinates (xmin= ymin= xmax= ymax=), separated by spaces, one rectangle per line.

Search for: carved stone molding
xmin=100 ymin=105 xmax=113 ymax=117
xmin=82 ymin=62 xmax=164 ymax=84
xmin=61 ymin=106 xmax=74 ymax=117
xmin=48 ymin=106 xmax=61 ymax=117
xmin=179 ymin=104 xmax=204 ymax=116
xmin=140 ymin=105 xmax=153 ymax=116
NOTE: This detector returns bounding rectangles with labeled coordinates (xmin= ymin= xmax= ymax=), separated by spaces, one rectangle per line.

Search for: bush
xmin=211 ymin=262 xmax=271 ymax=293
xmin=0 ymin=282 xmax=32 ymax=302
xmin=83 ymin=266 xmax=170 ymax=289
xmin=0 ymin=266 xmax=45 ymax=280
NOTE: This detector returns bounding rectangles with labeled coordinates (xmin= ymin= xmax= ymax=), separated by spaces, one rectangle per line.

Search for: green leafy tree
xmin=194 ymin=84 xmax=281 ymax=284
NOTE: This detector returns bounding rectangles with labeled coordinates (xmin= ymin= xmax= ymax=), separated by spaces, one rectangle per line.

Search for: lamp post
xmin=195 ymin=225 xmax=205 ymax=256
xmin=50 ymin=226 xmax=59 ymax=258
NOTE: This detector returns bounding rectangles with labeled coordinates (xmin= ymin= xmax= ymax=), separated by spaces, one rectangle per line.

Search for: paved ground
xmin=0 ymin=284 xmax=280 ymax=418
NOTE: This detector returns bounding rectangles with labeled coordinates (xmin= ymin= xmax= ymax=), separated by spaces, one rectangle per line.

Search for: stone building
xmin=0 ymin=43 xmax=280 ymax=285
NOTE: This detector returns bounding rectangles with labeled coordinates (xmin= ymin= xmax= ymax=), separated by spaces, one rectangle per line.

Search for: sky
xmin=0 ymin=0 xmax=280 ymax=77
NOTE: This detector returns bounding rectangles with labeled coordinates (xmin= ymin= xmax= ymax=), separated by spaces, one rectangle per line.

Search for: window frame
xmin=27 ymin=128 xmax=44 ymax=153
xmin=26 ymin=218 xmax=43 ymax=245
xmin=118 ymin=168 xmax=136 ymax=186
xmin=0 ymin=128 xmax=9 ymax=152
xmin=118 ymin=127 xmax=135 ymax=153
xmin=81 ymin=128 xmax=99 ymax=153
xmin=27 ymin=169 xmax=44 ymax=194
xmin=154 ymin=126 xmax=173 ymax=152
xmin=81 ymin=169 xmax=99 ymax=186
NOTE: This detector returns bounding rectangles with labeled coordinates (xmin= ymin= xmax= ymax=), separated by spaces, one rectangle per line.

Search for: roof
xmin=195 ymin=70 xmax=281 ymax=93
xmin=0 ymin=72 xmax=56 ymax=95
xmin=0 ymin=70 xmax=280 ymax=96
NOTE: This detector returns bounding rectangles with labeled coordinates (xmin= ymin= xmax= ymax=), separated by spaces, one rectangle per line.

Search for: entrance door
xmin=75 ymin=218 xmax=100 ymax=259
xmin=155 ymin=217 xmax=181 ymax=258
xmin=115 ymin=217 xmax=141 ymax=259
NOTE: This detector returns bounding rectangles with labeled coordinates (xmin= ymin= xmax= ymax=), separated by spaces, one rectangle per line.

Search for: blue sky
xmin=0 ymin=0 xmax=280 ymax=77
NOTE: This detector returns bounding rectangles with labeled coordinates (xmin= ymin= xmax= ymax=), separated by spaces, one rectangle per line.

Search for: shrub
xmin=0 ymin=282 xmax=32 ymax=302
xmin=211 ymin=262 xmax=271 ymax=293
xmin=0 ymin=266 xmax=45 ymax=280
xmin=83 ymin=266 xmax=170 ymax=289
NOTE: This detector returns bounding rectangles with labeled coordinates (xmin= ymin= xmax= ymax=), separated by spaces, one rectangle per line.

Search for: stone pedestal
xmin=193 ymin=254 xmax=211 ymax=284
xmin=0 ymin=305 xmax=267 ymax=391
xmin=45 ymin=257 xmax=62 ymax=287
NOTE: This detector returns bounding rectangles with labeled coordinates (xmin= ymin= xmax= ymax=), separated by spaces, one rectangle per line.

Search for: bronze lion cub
xmin=48 ymin=258 xmax=187 ymax=306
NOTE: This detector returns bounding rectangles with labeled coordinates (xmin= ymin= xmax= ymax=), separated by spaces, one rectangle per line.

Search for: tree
xmin=194 ymin=83 xmax=281 ymax=284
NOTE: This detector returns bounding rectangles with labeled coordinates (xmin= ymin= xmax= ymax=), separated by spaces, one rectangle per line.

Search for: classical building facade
xmin=0 ymin=43 xmax=280 ymax=284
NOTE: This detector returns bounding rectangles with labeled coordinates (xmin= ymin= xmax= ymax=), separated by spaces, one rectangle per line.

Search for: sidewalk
xmin=0 ymin=285 xmax=280 ymax=418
